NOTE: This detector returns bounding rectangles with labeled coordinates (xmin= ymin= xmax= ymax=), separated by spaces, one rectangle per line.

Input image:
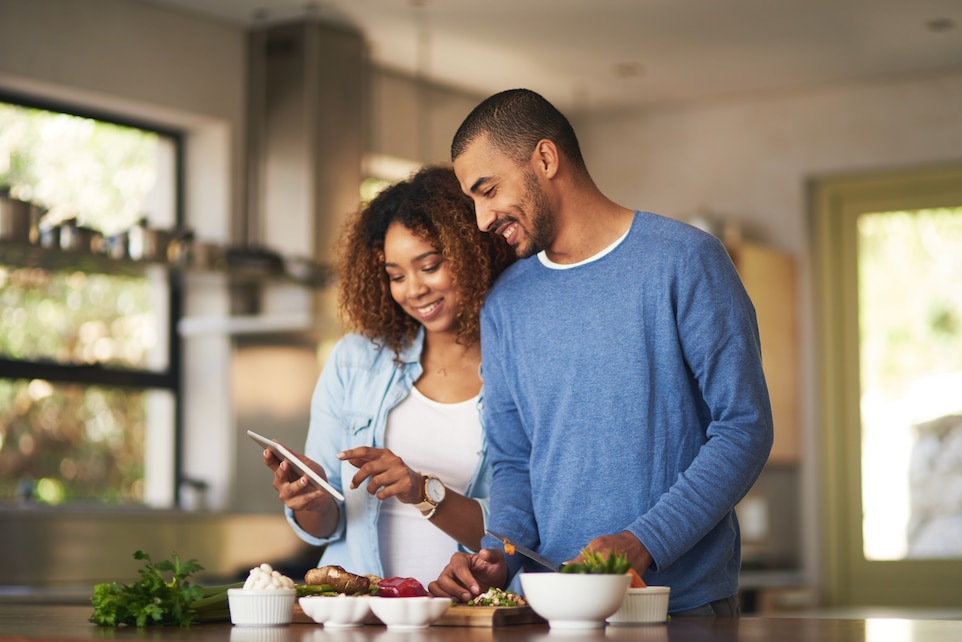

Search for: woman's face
xmin=383 ymin=221 xmax=461 ymax=336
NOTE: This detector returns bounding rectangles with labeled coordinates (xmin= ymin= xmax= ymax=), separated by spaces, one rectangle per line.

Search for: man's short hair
xmin=451 ymin=88 xmax=588 ymax=176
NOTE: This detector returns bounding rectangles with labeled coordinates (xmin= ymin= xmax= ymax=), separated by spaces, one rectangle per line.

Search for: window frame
xmin=0 ymin=89 xmax=186 ymax=505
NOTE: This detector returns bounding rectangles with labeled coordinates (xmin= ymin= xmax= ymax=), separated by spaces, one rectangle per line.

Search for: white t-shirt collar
xmin=537 ymin=224 xmax=631 ymax=270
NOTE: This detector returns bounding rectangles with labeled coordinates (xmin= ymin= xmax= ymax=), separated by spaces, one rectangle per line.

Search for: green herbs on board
xmin=466 ymin=586 xmax=527 ymax=606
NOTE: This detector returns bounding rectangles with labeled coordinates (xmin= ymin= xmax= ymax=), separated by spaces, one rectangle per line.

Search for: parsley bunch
xmin=90 ymin=550 xmax=206 ymax=627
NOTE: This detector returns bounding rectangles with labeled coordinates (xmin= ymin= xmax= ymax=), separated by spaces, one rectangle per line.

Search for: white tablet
xmin=246 ymin=429 xmax=345 ymax=502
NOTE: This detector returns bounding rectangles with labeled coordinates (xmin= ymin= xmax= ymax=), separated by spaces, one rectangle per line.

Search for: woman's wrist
xmin=293 ymin=496 xmax=339 ymax=538
xmin=412 ymin=473 xmax=447 ymax=517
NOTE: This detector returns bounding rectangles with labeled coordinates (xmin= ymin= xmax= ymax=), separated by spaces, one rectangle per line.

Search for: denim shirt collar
xmin=397 ymin=326 xmax=425 ymax=366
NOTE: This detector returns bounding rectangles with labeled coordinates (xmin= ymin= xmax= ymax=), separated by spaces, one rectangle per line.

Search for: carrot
xmin=628 ymin=567 xmax=647 ymax=588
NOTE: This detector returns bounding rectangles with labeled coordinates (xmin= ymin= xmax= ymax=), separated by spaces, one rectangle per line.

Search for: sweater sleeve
xmin=479 ymin=299 xmax=538 ymax=582
xmin=627 ymin=234 xmax=774 ymax=570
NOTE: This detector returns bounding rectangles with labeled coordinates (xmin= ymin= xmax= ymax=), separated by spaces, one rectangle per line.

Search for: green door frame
xmin=812 ymin=162 xmax=962 ymax=607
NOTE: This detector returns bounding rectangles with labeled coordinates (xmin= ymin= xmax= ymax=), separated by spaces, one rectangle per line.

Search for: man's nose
xmin=475 ymin=203 xmax=496 ymax=233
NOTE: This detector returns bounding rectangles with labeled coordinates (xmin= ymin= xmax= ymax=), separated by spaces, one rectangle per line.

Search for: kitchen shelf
xmin=0 ymin=240 xmax=334 ymax=289
xmin=0 ymin=239 xmax=155 ymax=277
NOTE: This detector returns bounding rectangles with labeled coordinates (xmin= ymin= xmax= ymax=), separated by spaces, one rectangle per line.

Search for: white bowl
xmin=367 ymin=596 xmax=452 ymax=629
xmin=298 ymin=594 xmax=372 ymax=627
xmin=227 ymin=588 xmax=296 ymax=626
xmin=607 ymin=586 xmax=671 ymax=624
xmin=520 ymin=572 xmax=631 ymax=630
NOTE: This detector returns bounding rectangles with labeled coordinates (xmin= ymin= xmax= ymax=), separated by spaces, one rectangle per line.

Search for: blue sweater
xmin=480 ymin=211 xmax=773 ymax=612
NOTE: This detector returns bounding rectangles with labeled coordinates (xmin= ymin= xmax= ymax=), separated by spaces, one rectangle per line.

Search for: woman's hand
xmin=339 ymin=446 xmax=484 ymax=550
xmin=263 ymin=448 xmax=336 ymax=513
xmin=338 ymin=446 xmax=422 ymax=503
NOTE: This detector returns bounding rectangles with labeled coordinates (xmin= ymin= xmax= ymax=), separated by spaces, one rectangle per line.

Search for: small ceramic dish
xmin=298 ymin=595 xmax=372 ymax=627
xmin=227 ymin=588 xmax=296 ymax=626
xmin=607 ymin=586 xmax=671 ymax=624
xmin=367 ymin=596 xmax=452 ymax=630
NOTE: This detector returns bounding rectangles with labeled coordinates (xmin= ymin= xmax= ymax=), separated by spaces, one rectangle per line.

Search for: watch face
xmin=426 ymin=477 xmax=446 ymax=503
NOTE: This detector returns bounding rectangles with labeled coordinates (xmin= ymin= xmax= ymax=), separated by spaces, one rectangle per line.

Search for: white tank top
xmin=377 ymin=384 xmax=482 ymax=585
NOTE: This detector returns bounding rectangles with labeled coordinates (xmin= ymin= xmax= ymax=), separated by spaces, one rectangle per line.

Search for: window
xmin=0 ymin=95 xmax=181 ymax=507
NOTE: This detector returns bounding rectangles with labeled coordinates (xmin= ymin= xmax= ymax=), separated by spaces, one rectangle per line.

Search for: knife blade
xmin=486 ymin=529 xmax=562 ymax=572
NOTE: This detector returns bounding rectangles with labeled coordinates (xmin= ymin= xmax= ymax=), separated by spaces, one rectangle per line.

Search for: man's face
xmin=454 ymin=138 xmax=554 ymax=259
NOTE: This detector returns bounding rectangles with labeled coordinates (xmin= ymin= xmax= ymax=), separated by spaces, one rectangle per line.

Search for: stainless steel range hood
xmin=245 ymin=19 xmax=364 ymax=261
xmin=230 ymin=18 xmax=364 ymax=330
xmin=224 ymin=20 xmax=367 ymax=512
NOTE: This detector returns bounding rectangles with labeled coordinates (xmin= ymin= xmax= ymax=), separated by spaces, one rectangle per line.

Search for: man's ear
xmin=531 ymin=139 xmax=560 ymax=179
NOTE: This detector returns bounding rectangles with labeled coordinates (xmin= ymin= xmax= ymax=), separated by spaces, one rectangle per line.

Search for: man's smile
xmin=495 ymin=220 xmax=520 ymax=244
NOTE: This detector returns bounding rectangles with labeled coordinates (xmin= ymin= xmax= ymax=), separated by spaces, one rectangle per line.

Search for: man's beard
xmin=515 ymin=169 xmax=554 ymax=259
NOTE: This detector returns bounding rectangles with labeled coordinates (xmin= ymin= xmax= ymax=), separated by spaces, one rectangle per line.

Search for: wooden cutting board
xmin=434 ymin=604 xmax=544 ymax=627
xmin=292 ymin=605 xmax=311 ymax=624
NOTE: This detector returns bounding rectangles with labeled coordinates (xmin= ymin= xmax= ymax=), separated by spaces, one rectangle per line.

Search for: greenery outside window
xmin=0 ymin=95 xmax=181 ymax=507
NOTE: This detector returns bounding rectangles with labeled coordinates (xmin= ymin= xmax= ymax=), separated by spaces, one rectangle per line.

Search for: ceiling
xmin=142 ymin=0 xmax=962 ymax=113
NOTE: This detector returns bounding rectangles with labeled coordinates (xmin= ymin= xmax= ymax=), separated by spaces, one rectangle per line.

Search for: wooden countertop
xmin=3 ymin=604 xmax=962 ymax=642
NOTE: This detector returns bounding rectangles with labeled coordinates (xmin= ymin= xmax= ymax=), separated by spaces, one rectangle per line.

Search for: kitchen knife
xmin=486 ymin=529 xmax=562 ymax=572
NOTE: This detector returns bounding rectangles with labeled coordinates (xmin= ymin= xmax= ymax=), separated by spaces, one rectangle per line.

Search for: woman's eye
xmin=422 ymin=263 xmax=440 ymax=273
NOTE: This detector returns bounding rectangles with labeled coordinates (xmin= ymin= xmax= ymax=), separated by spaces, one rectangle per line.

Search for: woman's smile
xmin=416 ymin=299 xmax=443 ymax=318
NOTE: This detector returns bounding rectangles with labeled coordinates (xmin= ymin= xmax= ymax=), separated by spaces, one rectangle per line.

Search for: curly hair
xmin=335 ymin=165 xmax=515 ymax=357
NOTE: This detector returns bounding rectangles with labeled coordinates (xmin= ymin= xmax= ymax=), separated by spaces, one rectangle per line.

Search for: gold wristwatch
xmin=413 ymin=473 xmax=446 ymax=519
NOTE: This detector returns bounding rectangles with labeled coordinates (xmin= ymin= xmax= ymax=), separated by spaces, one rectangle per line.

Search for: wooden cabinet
xmin=727 ymin=241 xmax=800 ymax=464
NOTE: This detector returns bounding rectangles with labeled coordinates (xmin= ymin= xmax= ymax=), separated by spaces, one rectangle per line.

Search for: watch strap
xmin=413 ymin=473 xmax=445 ymax=518
xmin=412 ymin=474 xmax=437 ymax=512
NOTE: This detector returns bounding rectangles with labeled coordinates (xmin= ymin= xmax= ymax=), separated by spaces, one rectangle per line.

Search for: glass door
xmin=858 ymin=208 xmax=962 ymax=564
xmin=814 ymin=164 xmax=962 ymax=607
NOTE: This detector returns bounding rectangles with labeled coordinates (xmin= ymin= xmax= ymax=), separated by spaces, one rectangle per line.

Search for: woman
xmin=263 ymin=165 xmax=514 ymax=584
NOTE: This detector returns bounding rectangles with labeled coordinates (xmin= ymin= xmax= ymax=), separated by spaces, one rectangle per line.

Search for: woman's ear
xmin=531 ymin=139 xmax=560 ymax=179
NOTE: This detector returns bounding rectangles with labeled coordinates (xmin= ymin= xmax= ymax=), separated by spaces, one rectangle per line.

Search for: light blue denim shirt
xmin=285 ymin=328 xmax=491 ymax=577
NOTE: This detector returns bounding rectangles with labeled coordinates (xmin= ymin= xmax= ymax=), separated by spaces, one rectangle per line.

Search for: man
xmin=427 ymin=89 xmax=774 ymax=617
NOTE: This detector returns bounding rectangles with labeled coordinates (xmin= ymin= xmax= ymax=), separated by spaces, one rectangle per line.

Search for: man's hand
xmin=428 ymin=549 xmax=508 ymax=603
xmin=573 ymin=531 xmax=652 ymax=578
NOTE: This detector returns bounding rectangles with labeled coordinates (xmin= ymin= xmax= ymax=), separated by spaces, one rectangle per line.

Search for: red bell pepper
xmin=377 ymin=576 xmax=429 ymax=597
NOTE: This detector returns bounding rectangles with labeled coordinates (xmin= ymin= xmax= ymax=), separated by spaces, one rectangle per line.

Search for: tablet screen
xmin=247 ymin=430 xmax=345 ymax=502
